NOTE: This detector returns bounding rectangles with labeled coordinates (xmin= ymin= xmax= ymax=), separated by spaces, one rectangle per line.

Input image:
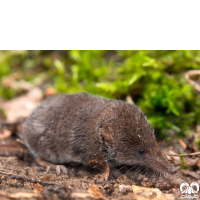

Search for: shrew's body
xmin=22 ymin=93 xmax=176 ymax=175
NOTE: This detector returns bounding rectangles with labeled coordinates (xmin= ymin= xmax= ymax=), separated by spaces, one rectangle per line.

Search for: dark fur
xmin=22 ymin=93 xmax=176 ymax=174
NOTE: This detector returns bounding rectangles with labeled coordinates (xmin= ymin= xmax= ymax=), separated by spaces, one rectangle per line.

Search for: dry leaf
xmin=33 ymin=183 xmax=43 ymax=193
xmin=88 ymin=185 xmax=104 ymax=200
xmin=0 ymin=130 xmax=12 ymax=139
xmin=44 ymin=88 xmax=57 ymax=97
xmin=41 ymin=175 xmax=51 ymax=182
xmin=1 ymin=87 xmax=43 ymax=122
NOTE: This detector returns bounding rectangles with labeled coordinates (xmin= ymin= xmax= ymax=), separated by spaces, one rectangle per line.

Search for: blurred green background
xmin=0 ymin=50 xmax=200 ymax=140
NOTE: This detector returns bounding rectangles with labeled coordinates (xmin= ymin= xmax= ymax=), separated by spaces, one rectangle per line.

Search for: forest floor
xmin=0 ymin=88 xmax=200 ymax=200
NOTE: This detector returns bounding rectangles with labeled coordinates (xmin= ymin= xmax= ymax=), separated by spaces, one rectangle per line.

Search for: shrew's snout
xmin=148 ymin=153 xmax=178 ymax=175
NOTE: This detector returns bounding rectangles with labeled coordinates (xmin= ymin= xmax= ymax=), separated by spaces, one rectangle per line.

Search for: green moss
xmin=0 ymin=50 xmax=200 ymax=139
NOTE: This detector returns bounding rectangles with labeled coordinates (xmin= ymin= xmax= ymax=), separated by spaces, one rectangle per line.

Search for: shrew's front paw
xmin=89 ymin=153 xmax=110 ymax=181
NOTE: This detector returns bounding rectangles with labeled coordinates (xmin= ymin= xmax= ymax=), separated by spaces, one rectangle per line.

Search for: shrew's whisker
xmin=125 ymin=165 xmax=139 ymax=175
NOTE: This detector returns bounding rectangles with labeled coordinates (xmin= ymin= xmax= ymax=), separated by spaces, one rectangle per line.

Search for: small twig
xmin=0 ymin=120 xmax=25 ymax=127
xmin=0 ymin=171 xmax=60 ymax=186
xmin=126 ymin=95 xmax=134 ymax=104
xmin=0 ymin=191 xmax=43 ymax=199
xmin=185 ymin=70 xmax=200 ymax=92
xmin=168 ymin=152 xmax=200 ymax=157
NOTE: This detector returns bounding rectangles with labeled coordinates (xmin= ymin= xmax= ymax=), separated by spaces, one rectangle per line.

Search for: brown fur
xmin=22 ymin=93 xmax=176 ymax=174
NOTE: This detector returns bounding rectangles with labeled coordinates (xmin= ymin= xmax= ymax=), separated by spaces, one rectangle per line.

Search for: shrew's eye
xmin=140 ymin=148 xmax=145 ymax=153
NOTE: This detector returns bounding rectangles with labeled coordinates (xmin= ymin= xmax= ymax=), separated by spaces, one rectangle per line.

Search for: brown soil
xmin=0 ymin=135 xmax=199 ymax=200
